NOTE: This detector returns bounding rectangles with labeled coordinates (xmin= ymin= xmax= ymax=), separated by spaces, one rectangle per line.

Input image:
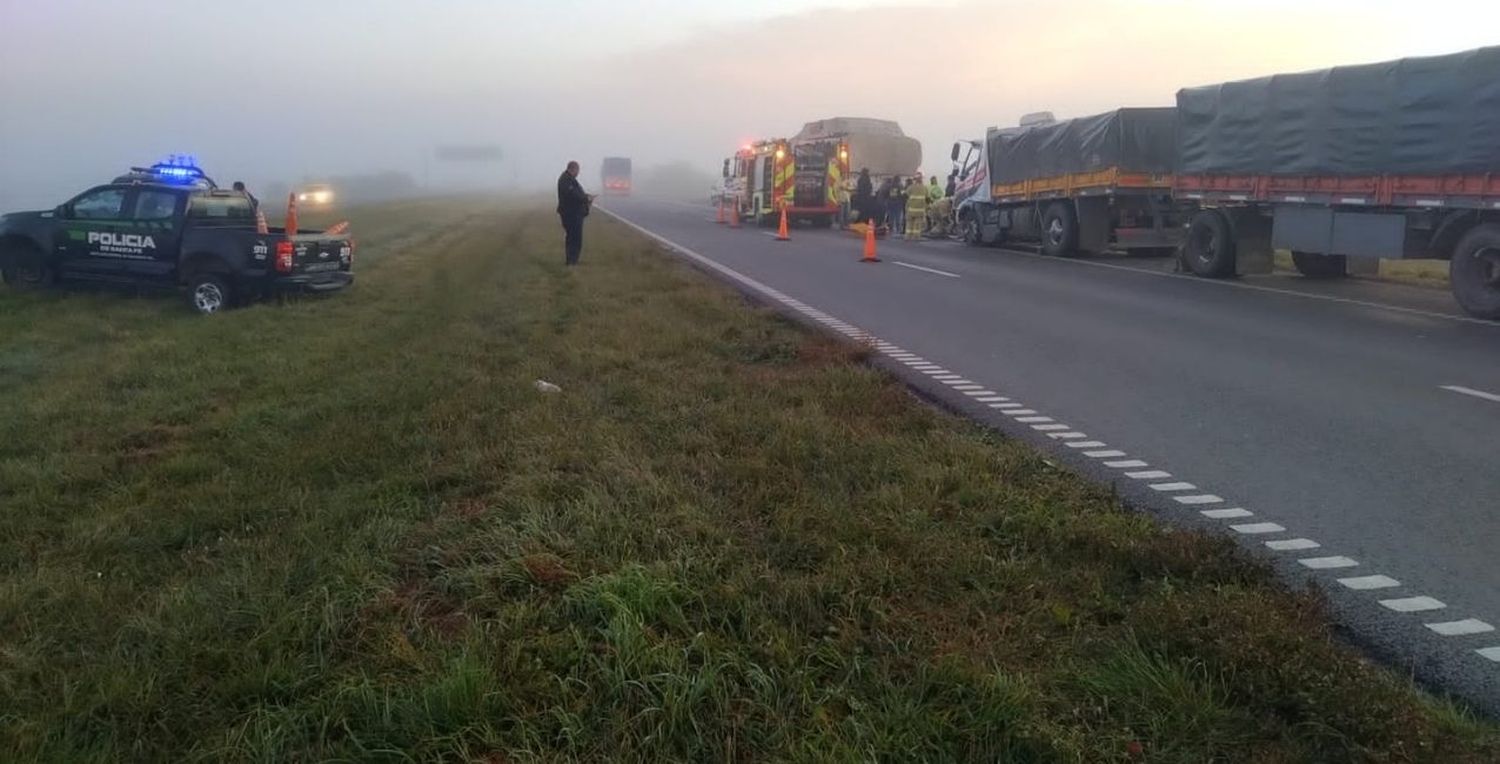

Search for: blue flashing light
xmin=148 ymin=154 xmax=206 ymax=184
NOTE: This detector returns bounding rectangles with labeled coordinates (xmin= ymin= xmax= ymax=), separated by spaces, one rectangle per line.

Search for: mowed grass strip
xmin=0 ymin=198 xmax=1495 ymax=761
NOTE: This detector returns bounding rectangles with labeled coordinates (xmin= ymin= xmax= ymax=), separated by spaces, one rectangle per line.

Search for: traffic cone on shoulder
xmin=285 ymin=193 xmax=299 ymax=237
xmin=860 ymin=218 xmax=879 ymax=262
xmin=775 ymin=203 xmax=790 ymax=241
xmin=715 ymin=197 xmax=726 ymax=224
xmin=729 ymin=202 xmax=741 ymax=229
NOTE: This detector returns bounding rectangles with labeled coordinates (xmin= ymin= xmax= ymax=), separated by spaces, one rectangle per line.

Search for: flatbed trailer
xmin=1171 ymin=46 xmax=1500 ymax=317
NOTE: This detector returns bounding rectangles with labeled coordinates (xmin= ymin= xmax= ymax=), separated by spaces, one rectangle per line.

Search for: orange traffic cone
xmin=729 ymin=202 xmax=741 ymax=229
xmin=775 ymin=203 xmax=790 ymax=241
xmin=326 ymin=221 xmax=350 ymax=235
xmin=254 ymin=208 xmax=269 ymax=235
xmin=715 ymin=197 xmax=726 ymax=224
xmin=861 ymin=218 xmax=880 ymax=262
xmin=285 ymin=193 xmax=299 ymax=237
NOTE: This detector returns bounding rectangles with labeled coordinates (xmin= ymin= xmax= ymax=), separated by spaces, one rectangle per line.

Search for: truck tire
xmin=1449 ymin=223 xmax=1500 ymax=320
xmin=0 ymin=244 xmax=55 ymax=290
xmin=186 ymin=273 xmax=233 ymax=315
xmin=1291 ymin=251 xmax=1348 ymax=278
xmin=960 ymin=209 xmax=983 ymax=247
xmin=1040 ymin=201 xmax=1078 ymax=257
xmin=1184 ymin=209 xmax=1236 ymax=278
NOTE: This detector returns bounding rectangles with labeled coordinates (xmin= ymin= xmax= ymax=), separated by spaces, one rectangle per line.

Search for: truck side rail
xmin=1174 ymin=173 xmax=1500 ymax=210
xmin=990 ymin=167 xmax=1174 ymax=204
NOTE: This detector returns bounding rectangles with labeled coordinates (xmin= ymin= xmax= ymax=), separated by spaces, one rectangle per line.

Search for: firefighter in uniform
xmin=904 ymin=174 xmax=927 ymax=241
xmin=926 ymin=176 xmax=950 ymax=237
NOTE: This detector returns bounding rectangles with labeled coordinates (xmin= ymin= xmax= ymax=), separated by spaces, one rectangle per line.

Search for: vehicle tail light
xmin=274 ymin=241 xmax=294 ymax=273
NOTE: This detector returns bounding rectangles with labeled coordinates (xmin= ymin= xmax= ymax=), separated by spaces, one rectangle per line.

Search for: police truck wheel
xmin=186 ymin=274 xmax=233 ymax=316
xmin=1184 ymin=210 xmax=1236 ymax=278
xmin=0 ymin=247 xmax=55 ymax=290
xmin=1449 ymin=223 xmax=1500 ymax=320
xmin=1040 ymin=202 xmax=1078 ymax=257
xmin=1291 ymin=251 xmax=1348 ymax=278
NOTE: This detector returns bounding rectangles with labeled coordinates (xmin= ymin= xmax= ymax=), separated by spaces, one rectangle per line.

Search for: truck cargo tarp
xmin=1177 ymin=46 xmax=1500 ymax=175
xmin=987 ymin=108 xmax=1177 ymax=184
xmin=793 ymin=117 xmax=921 ymax=178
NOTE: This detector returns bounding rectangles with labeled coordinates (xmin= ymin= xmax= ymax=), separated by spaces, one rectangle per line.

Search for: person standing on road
xmin=556 ymin=161 xmax=595 ymax=267
xmin=905 ymin=174 xmax=927 ymax=240
xmin=886 ymin=176 xmax=906 ymax=235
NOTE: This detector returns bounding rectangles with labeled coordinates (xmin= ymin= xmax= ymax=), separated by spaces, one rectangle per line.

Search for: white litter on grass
xmin=534 ymin=380 xmax=562 ymax=393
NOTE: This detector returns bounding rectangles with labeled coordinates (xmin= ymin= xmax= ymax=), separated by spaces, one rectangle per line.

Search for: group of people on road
xmin=844 ymin=168 xmax=952 ymax=239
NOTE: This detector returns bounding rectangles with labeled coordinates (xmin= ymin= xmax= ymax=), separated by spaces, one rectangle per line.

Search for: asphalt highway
xmin=602 ymin=195 xmax=1500 ymax=715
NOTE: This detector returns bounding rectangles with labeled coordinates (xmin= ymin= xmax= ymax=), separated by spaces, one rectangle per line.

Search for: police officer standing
xmin=557 ymin=161 xmax=595 ymax=267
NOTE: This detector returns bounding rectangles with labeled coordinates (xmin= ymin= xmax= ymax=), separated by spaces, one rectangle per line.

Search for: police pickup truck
xmin=0 ymin=159 xmax=352 ymax=315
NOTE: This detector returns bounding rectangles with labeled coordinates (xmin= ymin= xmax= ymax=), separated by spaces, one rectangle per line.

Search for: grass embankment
xmin=1 ymin=199 xmax=1496 ymax=761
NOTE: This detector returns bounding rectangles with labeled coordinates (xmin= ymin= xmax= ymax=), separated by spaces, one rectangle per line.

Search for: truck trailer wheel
xmin=1184 ymin=210 xmax=1236 ymax=278
xmin=1291 ymin=251 xmax=1348 ymax=278
xmin=1449 ymin=223 xmax=1500 ymax=320
xmin=1040 ymin=202 xmax=1078 ymax=257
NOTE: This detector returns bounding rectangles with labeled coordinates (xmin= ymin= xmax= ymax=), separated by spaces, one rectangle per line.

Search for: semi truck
xmin=950 ymin=109 xmax=1182 ymax=256
xmin=601 ymin=157 xmax=632 ymax=196
xmin=950 ymin=46 xmax=1500 ymax=319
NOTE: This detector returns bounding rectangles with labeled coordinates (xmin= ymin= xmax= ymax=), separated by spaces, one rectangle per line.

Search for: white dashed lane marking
xmin=1175 ymin=494 xmax=1224 ymax=505
xmin=892 ymin=260 xmax=961 ymax=279
xmin=1300 ymin=555 xmax=1359 ymax=569
xmin=1441 ymin=385 xmax=1500 ymax=404
xmin=1201 ymin=508 xmax=1253 ymax=519
xmin=602 ymin=206 xmax=1500 ymax=669
xmin=1381 ymin=596 xmax=1447 ymax=613
xmin=1267 ymin=538 xmax=1321 ymax=551
xmin=1426 ymin=619 xmax=1495 ymax=636
xmin=1231 ymin=522 xmax=1286 ymax=535
xmin=1338 ymin=575 xmax=1401 ymax=591
xmin=1150 ymin=482 xmax=1197 ymax=492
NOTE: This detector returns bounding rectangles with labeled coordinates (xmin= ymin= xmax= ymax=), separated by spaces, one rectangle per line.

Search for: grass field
xmin=2 ymin=198 xmax=1497 ymax=761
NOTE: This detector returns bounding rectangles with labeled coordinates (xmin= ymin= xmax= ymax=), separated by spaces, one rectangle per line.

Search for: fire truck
xmin=720 ymin=137 xmax=848 ymax=227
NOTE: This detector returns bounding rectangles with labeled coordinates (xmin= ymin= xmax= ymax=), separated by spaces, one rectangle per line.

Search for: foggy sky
xmin=3 ymin=0 xmax=1498 ymax=210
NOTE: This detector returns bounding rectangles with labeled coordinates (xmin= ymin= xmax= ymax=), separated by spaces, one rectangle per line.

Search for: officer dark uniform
xmin=556 ymin=161 xmax=594 ymax=266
